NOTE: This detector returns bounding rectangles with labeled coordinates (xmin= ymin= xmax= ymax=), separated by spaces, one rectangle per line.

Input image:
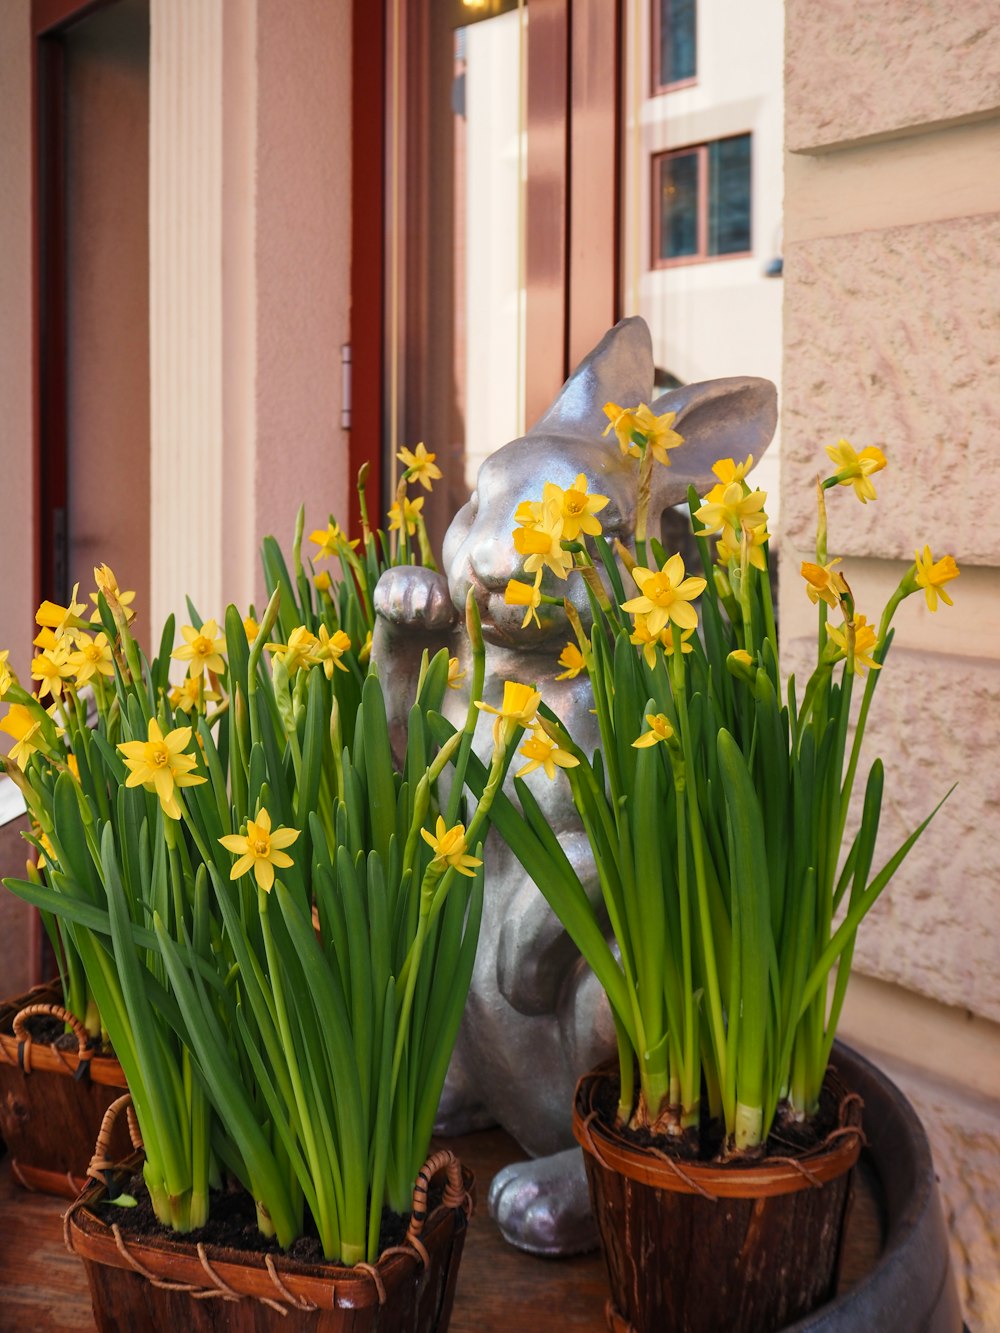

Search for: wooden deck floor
xmin=0 ymin=1133 xmax=882 ymax=1331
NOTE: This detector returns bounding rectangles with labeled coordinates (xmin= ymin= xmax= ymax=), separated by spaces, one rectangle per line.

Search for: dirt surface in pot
xmin=94 ymin=1172 xmax=444 ymax=1269
xmin=591 ymin=1069 xmax=844 ymax=1164
xmin=3 ymin=1011 xmax=115 ymax=1056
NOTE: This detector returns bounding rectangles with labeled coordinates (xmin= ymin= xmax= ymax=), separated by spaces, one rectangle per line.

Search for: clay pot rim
xmin=66 ymin=1152 xmax=474 ymax=1312
xmin=0 ymin=980 xmax=126 ymax=1087
xmin=573 ymin=1060 xmax=863 ymax=1199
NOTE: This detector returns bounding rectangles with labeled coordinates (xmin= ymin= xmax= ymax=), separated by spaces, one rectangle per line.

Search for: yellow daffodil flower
xmin=825 ymin=615 xmax=882 ymax=675
xmin=219 ymin=807 xmax=299 ymax=892
xmin=397 ymin=442 xmax=443 ymax=492
xmin=359 ymin=631 xmax=373 ymax=665
xmin=555 ymin=642 xmax=587 ymax=680
xmin=514 ymin=499 xmax=545 ymax=531
xmin=317 ymin=625 xmax=352 ymax=678
xmin=388 ymin=493 xmax=425 ymax=536
xmin=695 ymin=483 xmax=769 ymax=557
xmin=621 ymin=555 xmax=707 ymax=635
xmin=313 ymin=571 xmax=332 ymax=594
xmin=66 ymin=632 xmax=115 ymax=686
xmin=66 ymin=753 xmax=80 ymax=781
xmin=633 ymin=404 xmax=684 ymax=466
xmin=117 ymin=718 xmax=207 ymax=819
xmin=801 ymin=559 xmax=849 ymax=610
xmin=310 ymin=521 xmax=358 ymax=560
xmin=0 ymin=651 xmax=14 ymax=700
xmin=446 ymin=656 xmax=466 ymax=690
xmin=542 ymin=474 xmax=610 ymax=541
xmin=602 ymin=402 xmax=643 ymax=457
xmin=35 ymin=584 xmax=86 ymax=643
xmin=243 ymin=615 xmax=260 ymax=641
xmin=825 ymin=439 xmax=886 ymax=504
xmin=632 ymin=713 xmax=675 ymax=749
xmin=169 ymin=675 xmax=220 ymax=714
xmin=475 ymin=680 xmax=542 ymax=747
xmin=266 ymin=625 xmax=322 ymax=674
xmin=420 ymin=816 xmax=482 ymax=878
xmin=32 ymin=626 xmax=59 ymax=651
xmin=913 ymin=546 xmax=959 ymax=612
xmin=513 ymin=517 xmax=574 ymax=582
xmin=0 ymin=704 xmax=48 ymax=768
xmin=504 ymin=576 xmax=544 ymax=629
xmin=31 ymin=646 xmax=73 ymax=702
xmin=516 ymin=725 xmax=580 ymax=780
xmin=172 ymin=621 xmax=226 ymax=679
xmin=703 ymin=455 xmax=754 ymax=506
xmin=89 ymin=579 xmax=135 ymax=624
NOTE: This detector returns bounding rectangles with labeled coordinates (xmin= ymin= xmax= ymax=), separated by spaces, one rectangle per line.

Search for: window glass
xmin=658 ymin=150 xmax=699 ymax=260
xmin=659 ymin=0 xmax=696 ymax=86
xmin=708 ymin=134 xmax=751 ymax=255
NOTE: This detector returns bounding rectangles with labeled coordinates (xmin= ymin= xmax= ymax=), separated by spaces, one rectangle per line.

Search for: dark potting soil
xmin=591 ymin=1066 xmax=845 ymax=1165
xmin=3 ymin=1010 xmax=113 ymax=1055
xmin=94 ymin=1172 xmax=442 ymax=1271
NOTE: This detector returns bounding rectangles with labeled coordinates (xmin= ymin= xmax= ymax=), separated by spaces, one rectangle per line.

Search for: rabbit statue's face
xmin=443 ymin=434 xmax=636 ymax=648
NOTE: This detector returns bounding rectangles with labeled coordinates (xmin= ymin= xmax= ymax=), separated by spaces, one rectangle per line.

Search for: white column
xmin=148 ymin=0 xmax=224 ymax=632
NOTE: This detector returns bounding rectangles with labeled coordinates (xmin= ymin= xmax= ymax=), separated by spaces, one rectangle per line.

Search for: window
xmin=653 ymin=134 xmax=751 ymax=265
xmin=654 ymin=0 xmax=696 ymax=90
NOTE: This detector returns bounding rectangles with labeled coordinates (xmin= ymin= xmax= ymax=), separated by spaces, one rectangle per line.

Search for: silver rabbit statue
xmin=372 ymin=316 xmax=777 ymax=1254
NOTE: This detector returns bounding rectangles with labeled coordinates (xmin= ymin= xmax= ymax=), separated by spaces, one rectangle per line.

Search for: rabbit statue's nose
xmin=470 ymin=534 xmax=513 ymax=590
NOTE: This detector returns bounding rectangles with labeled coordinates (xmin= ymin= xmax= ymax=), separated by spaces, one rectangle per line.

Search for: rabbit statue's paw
xmin=487 ymin=1148 xmax=598 ymax=1256
xmin=373 ymin=566 xmax=458 ymax=634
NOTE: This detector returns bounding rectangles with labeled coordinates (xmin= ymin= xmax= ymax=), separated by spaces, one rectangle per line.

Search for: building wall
xmin=782 ymin=4 xmax=1000 ymax=1323
xmin=623 ymin=0 xmax=783 ymax=515
xmin=149 ymin=0 xmax=353 ymax=631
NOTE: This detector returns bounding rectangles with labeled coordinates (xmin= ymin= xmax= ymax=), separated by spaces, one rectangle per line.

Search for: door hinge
xmin=340 ymin=343 xmax=352 ymax=430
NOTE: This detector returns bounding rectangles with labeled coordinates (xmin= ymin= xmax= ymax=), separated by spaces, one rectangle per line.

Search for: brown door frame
xmin=349 ymin=0 xmax=623 ymax=516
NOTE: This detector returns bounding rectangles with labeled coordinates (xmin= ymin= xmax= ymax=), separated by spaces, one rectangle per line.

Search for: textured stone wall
xmin=782 ymin=3 xmax=1000 ymax=1322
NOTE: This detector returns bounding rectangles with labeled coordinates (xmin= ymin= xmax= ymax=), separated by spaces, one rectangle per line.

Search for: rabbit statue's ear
xmin=649 ymin=377 xmax=778 ymax=510
xmin=527 ymin=316 xmax=654 ymax=440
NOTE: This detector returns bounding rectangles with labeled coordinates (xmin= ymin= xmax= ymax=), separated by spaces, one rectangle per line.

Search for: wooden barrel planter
xmin=0 ymin=981 xmax=129 ymax=1197
xmin=573 ymin=1042 xmax=963 ymax=1333
xmin=574 ymin=1061 xmax=863 ymax=1333
xmin=784 ymin=1042 xmax=964 ymax=1333
xmin=66 ymin=1097 xmax=474 ymax=1333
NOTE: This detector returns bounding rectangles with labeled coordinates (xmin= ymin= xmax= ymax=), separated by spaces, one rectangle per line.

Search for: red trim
xmin=32 ymin=0 xmax=112 ymax=37
xmin=349 ymin=0 xmax=386 ymax=538
xmin=567 ymin=0 xmax=623 ymax=369
xmin=524 ymin=0 xmax=570 ymax=426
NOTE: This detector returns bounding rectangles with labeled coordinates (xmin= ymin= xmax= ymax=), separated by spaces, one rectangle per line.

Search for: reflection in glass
xmin=708 ymin=134 xmax=751 ymax=255
xmin=658 ymin=150 xmax=699 ymax=260
xmin=658 ymin=0 xmax=696 ymax=87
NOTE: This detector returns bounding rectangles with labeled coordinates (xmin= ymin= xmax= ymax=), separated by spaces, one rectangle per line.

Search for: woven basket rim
xmin=67 ymin=1151 xmax=473 ymax=1311
xmin=572 ymin=1060 xmax=863 ymax=1199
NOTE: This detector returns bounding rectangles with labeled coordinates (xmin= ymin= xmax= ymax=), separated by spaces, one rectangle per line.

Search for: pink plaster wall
xmin=252 ymin=0 xmax=353 ymax=605
xmin=0 ymin=0 xmax=34 ymax=682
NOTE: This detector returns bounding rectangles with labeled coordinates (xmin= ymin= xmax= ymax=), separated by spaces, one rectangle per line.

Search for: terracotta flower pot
xmin=0 ymin=981 xmax=129 ymax=1196
xmin=66 ymin=1098 xmax=474 ymax=1333
xmin=573 ymin=1061 xmax=863 ymax=1333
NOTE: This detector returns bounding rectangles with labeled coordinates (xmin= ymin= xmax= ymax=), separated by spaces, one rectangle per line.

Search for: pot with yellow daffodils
xmin=0 ymin=577 xmax=132 ymax=1196
xmin=1 ymin=492 xmax=516 ymax=1328
xmin=453 ymin=398 xmax=963 ymax=1332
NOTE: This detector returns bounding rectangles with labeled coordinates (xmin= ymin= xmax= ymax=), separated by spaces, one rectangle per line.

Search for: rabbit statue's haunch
xmin=372 ymin=316 xmax=777 ymax=1254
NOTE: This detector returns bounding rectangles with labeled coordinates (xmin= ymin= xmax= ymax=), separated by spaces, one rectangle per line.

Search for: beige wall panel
xmin=786 ymin=0 xmax=1000 ymax=153
xmin=784 ymin=640 xmax=1000 ymax=1022
xmin=0 ymin=0 xmax=33 ymax=681
xmin=781 ymin=214 xmax=1000 ymax=566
